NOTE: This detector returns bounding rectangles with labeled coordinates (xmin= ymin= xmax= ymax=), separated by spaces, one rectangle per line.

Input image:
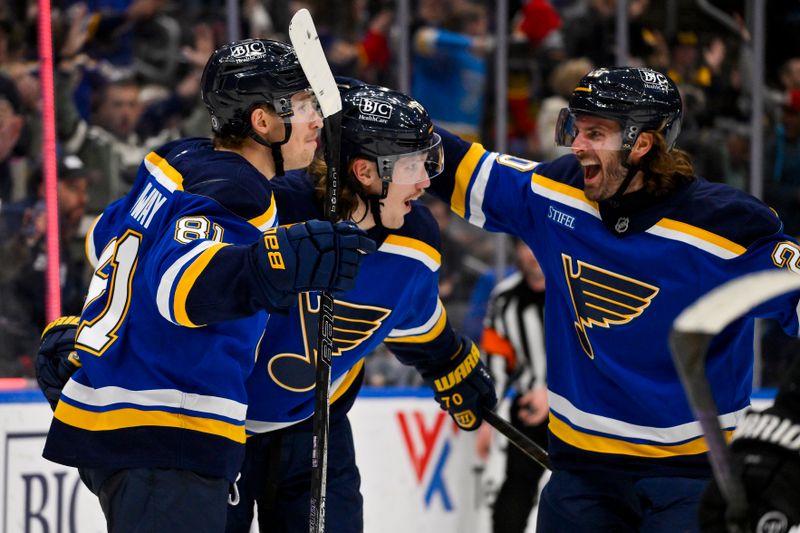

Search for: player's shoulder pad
xmin=269 ymin=170 xmax=322 ymax=224
xmin=669 ymin=178 xmax=783 ymax=250
xmin=531 ymin=154 xmax=584 ymax=189
xmin=163 ymin=138 xmax=275 ymax=222
xmin=378 ymin=202 xmax=442 ymax=272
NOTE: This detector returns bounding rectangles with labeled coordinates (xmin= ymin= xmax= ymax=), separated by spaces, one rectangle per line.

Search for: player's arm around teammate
xmin=38 ymin=39 xmax=373 ymax=533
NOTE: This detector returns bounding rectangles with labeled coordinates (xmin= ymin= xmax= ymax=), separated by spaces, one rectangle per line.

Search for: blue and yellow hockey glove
xmin=254 ymin=220 xmax=376 ymax=311
xmin=424 ymin=340 xmax=498 ymax=431
xmin=36 ymin=316 xmax=82 ymax=411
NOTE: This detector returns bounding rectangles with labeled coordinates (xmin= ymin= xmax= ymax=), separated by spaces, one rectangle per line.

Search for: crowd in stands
xmin=0 ymin=0 xmax=799 ymax=388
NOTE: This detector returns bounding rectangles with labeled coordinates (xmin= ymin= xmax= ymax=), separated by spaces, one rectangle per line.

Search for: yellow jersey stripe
xmin=531 ymin=173 xmax=598 ymax=209
xmin=331 ymin=359 xmax=365 ymax=404
xmin=385 ymin=305 xmax=448 ymax=344
xmin=248 ymin=192 xmax=278 ymax=231
xmin=173 ymin=243 xmax=229 ymax=327
xmin=655 ymin=218 xmax=747 ymax=256
xmin=548 ymin=413 xmax=733 ymax=458
xmin=55 ymin=401 xmax=246 ymax=443
xmin=452 ymin=143 xmax=486 ymax=218
xmin=144 ymin=152 xmax=184 ymax=192
xmin=84 ymin=214 xmax=102 ymax=267
xmin=381 ymin=234 xmax=441 ymax=271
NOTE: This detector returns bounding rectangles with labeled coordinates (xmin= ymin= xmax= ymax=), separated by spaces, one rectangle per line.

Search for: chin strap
xmin=606 ymin=153 xmax=640 ymax=206
xmin=248 ymin=121 xmax=293 ymax=177
xmin=359 ymin=180 xmax=390 ymax=230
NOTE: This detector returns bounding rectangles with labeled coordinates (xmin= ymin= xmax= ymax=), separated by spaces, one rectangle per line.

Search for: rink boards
xmin=0 ymin=387 xmax=774 ymax=533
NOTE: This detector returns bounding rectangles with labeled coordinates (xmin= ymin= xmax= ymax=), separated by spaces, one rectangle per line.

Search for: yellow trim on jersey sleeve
xmin=55 ymin=401 xmax=246 ymax=443
xmin=383 ymin=234 xmax=441 ymax=266
xmin=84 ymin=214 xmax=102 ymax=266
xmin=452 ymin=143 xmax=487 ymax=218
xmin=248 ymin=192 xmax=277 ymax=230
xmin=531 ymin=173 xmax=599 ymax=210
xmin=145 ymin=152 xmax=184 ymax=191
xmin=330 ymin=358 xmax=365 ymax=404
xmin=173 ymin=242 xmax=229 ymax=328
xmin=548 ymin=413 xmax=733 ymax=458
xmin=656 ymin=218 xmax=747 ymax=256
xmin=385 ymin=306 xmax=448 ymax=344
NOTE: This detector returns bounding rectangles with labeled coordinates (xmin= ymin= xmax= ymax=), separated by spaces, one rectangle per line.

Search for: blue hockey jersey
xmin=43 ymin=138 xmax=279 ymax=481
xmin=244 ymin=171 xmax=464 ymax=433
xmin=430 ymin=128 xmax=800 ymax=475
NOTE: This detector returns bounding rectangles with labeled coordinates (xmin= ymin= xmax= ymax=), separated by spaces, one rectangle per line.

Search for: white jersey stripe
xmin=388 ymin=299 xmax=443 ymax=338
xmin=62 ymin=379 xmax=247 ymax=420
xmin=549 ymin=390 xmax=747 ymax=443
xmin=156 ymin=240 xmax=218 ymax=324
xmin=467 ymin=152 xmax=498 ymax=228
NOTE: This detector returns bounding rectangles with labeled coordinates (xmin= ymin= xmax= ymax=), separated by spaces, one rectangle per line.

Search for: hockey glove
xmin=254 ymin=220 xmax=375 ymax=310
xmin=36 ymin=316 xmax=82 ymax=411
xmin=424 ymin=340 xmax=498 ymax=431
xmin=698 ymin=364 xmax=800 ymax=533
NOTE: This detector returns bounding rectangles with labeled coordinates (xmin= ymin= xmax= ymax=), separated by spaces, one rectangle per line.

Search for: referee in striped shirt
xmin=476 ymin=239 xmax=549 ymax=533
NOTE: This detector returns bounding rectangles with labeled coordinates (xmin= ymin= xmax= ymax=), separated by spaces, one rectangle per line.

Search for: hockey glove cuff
xmin=423 ymin=340 xmax=497 ymax=431
xmin=253 ymin=220 xmax=376 ymax=311
xmin=36 ymin=316 xmax=82 ymax=411
xmin=699 ymin=359 xmax=800 ymax=532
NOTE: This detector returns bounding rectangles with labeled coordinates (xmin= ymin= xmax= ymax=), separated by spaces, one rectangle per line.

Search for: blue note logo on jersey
xmin=267 ymin=293 xmax=391 ymax=392
xmin=562 ymin=254 xmax=659 ymax=358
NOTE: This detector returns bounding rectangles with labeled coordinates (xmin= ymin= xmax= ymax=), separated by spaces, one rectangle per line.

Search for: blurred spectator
xmin=536 ymin=57 xmax=593 ymax=160
xmin=56 ymin=70 xmax=179 ymax=214
xmin=562 ymin=0 xmax=654 ymax=68
xmin=502 ymin=0 xmax=562 ymax=158
xmin=0 ymin=73 xmax=24 ymax=205
xmin=765 ymin=104 xmax=800 ymax=237
xmin=412 ymin=0 xmax=491 ymax=142
xmin=315 ymin=1 xmax=393 ymax=85
xmin=0 ymin=155 xmax=90 ymax=377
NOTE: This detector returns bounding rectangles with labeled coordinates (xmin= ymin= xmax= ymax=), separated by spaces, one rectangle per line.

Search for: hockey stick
xmin=289 ymin=9 xmax=343 ymax=533
xmin=483 ymin=407 xmax=551 ymax=470
xmin=669 ymin=269 xmax=800 ymax=531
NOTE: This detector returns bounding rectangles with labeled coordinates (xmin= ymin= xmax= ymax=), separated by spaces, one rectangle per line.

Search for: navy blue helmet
xmin=340 ymin=85 xmax=442 ymax=187
xmin=556 ymin=67 xmax=683 ymax=151
xmin=201 ymin=39 xmax=310 ymax=137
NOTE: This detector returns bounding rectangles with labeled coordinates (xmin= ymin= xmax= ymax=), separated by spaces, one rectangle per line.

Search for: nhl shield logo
xmin=614 ymin=217 xmax=630 ymax=233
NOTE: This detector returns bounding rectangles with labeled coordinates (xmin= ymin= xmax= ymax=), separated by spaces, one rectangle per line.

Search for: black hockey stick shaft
xmin=669 ymin=330 xmax=749 ymax=527
xmin=482 ymin=407 xmax=551 ymax=470
xmin=669 ymin=269 xmax=800 ymax=532
xmin=288 ymin=9 xmax=343 ymax=533
xmin=309 ymin=112 xmax=342 ymax=533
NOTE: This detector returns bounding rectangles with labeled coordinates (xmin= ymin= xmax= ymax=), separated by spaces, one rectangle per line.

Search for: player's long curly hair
xmin=639 ymin=131 xmax=695 ymax=196
xmin=311 ymin=158 xmax=363 ymax=221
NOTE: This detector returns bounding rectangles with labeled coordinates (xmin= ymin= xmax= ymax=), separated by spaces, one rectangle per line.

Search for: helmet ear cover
xmin=557 ymin=67 xmax=683 ymax=152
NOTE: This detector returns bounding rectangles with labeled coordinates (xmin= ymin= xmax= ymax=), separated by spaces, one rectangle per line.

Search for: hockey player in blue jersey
xmin=223 ymin=83 xmax=498 ymax=533
xmin=37 ymin=39 xmax=374 ymax=533
xmin=426 ymin=66 xmax=800 ymax=532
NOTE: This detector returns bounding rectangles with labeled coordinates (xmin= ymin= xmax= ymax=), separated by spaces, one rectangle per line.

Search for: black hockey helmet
xmin=340 ymin=84 xmax=443 ymax=194
xmin=201 ymin=39 xmax=310 ymax=138
xmin=556 ymin=67 xmax=683 ymax=151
